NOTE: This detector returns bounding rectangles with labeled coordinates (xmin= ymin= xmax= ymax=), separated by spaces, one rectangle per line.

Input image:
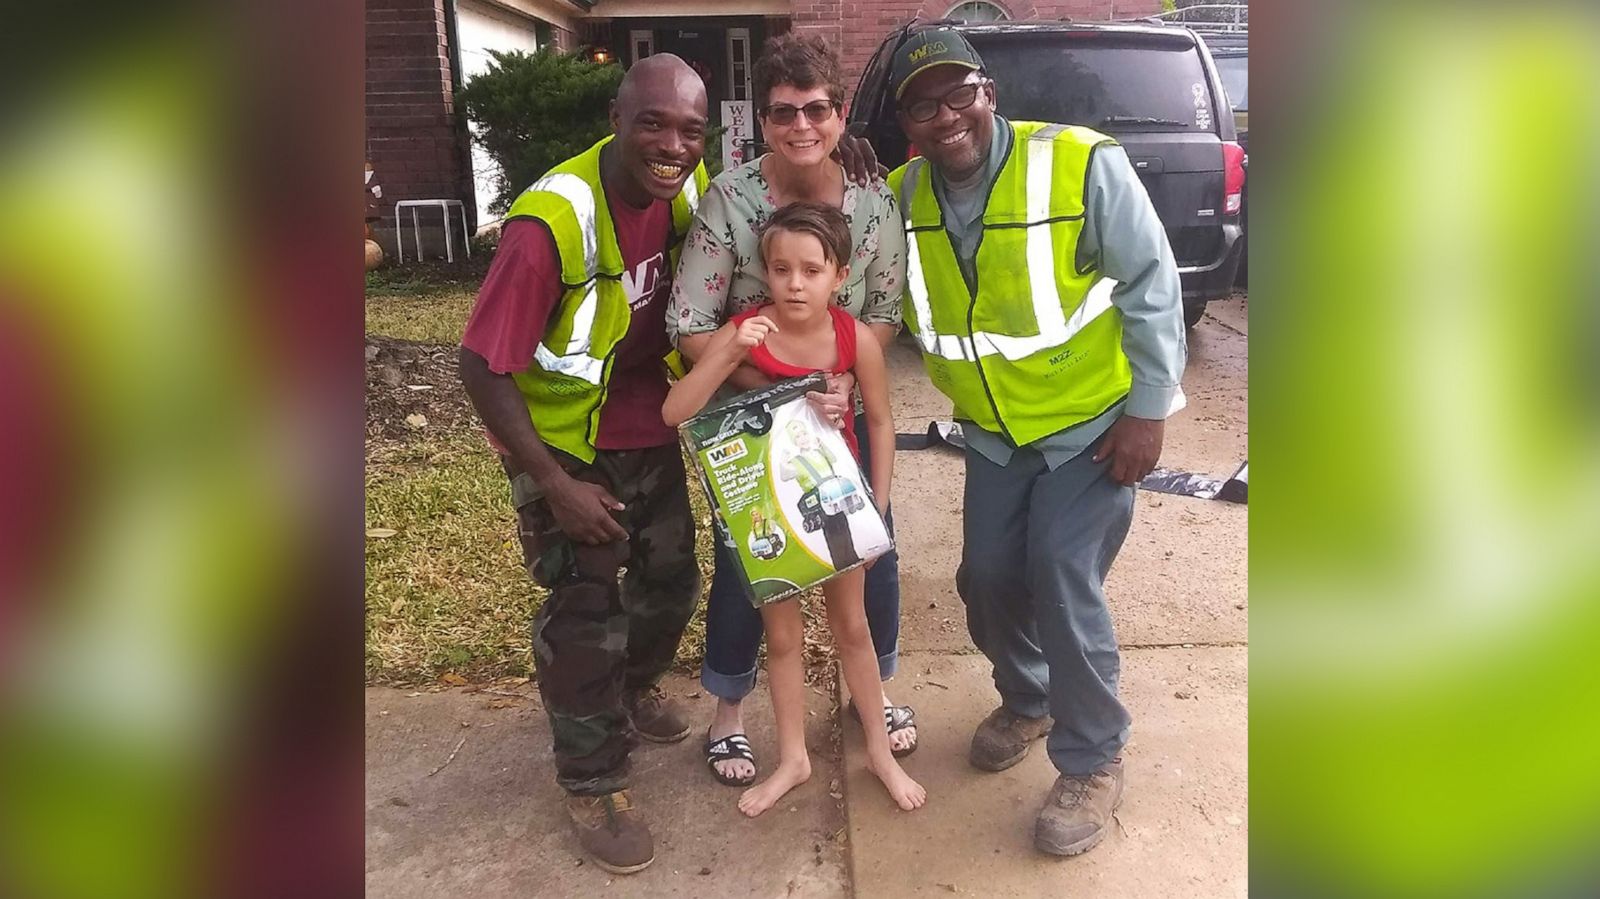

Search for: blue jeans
xmin=701 ymin=414 xmax=901 ymax=701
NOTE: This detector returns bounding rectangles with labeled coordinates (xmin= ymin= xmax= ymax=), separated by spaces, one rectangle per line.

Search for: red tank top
xmin=729 ymin=305 xmax=861 ymax=459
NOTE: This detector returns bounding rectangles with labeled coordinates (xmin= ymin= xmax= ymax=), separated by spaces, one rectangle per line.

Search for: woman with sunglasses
xmin=668 ymin=32 xmax=913 ymax=790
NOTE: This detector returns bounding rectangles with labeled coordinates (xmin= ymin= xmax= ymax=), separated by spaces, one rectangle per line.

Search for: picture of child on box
xmin=777 ymin=418 xmax=863 ymax=569
xmin=663 ymin=202 xmax=926 ymax=816
xmin=746 ymin=506 xmax=786 ymax=561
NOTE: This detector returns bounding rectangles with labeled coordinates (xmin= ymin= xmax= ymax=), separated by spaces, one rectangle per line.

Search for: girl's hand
xmin=733 ymin=315 xmax=777 ymax=350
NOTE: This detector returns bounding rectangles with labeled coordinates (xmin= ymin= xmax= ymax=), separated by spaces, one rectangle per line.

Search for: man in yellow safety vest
xmin=886 ymin=26 xmax=1187 ymax=858
xmin=457 ymin=54 xmax=709 ymax=875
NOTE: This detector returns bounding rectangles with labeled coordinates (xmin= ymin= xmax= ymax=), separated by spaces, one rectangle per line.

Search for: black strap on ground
xmin=895 ymin=420 xmax=1246 ymax=505
xmin=895 ymin=420 xmax=967 ymax=451
xmin=1140 ymin=461 xmax=1247 ymax=504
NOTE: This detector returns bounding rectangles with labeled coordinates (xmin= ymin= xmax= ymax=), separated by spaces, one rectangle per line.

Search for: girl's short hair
xmin=759 ymin=202 xmax=852 ymax=269
xmin=753 ymin=33 xmax=845 ymax=111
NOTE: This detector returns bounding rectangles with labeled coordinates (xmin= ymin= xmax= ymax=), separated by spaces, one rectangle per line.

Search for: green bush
xmin=701 ymin=122 xmax=729 ymax=179
xmin=457 ymin=48 xmax=623 ymax=214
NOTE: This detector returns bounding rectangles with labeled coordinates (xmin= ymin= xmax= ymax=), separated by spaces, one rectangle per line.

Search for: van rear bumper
xmin=1179 ymin=221 xmax=1244 ymax=304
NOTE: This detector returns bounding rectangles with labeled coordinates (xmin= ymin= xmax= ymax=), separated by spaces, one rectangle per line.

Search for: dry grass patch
xmin=365 ymin=290 xmax=476 ymax=346
xmin=366 ymin=433 xmax=532 ymax=683
xmin=365 ymin=284 xmax=839 ymax=687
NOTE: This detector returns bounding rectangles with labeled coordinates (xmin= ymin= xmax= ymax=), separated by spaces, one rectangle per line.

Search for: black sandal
xmin=704 ymin=731 xmax=757 ymax=787
xmin=850 ymin=702 xmax=919 ymax=759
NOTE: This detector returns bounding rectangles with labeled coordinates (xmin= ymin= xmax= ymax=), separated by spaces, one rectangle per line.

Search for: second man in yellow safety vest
xmin=886 ymin=27 xmax=1187 ymax=858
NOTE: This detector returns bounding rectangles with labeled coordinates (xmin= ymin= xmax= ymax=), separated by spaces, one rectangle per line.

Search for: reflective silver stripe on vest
xmin=972 ymin=277 xmax=1116 ymax=360
xmin=565 ymin=282 xmax=598 ymax=356
xmin=682 ymin=173 xmax=701 ymax=213
xmin=1022 ymin=126 xmax=1068 ymax=351
xmin=902 ymin=136 xmax=1116 ymax=363
xmin=897 ymin=159 xmax=939 ymax=356
xmin=528 ymin=172 xmax=598 ymax=279
xmin=534 ymin=343 xmax=604 ymax=385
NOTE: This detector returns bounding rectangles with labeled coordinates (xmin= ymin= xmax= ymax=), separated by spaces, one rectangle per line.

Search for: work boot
xmin=626 ymin=685 xmax=690 ymax=744
xmin=1034 ymin=759 xmax=1125 ymax=857
xmin=969 ymin=706 xmax=1054 ymax=771
xmin=565 ymin=790 xmax=654 ymax=874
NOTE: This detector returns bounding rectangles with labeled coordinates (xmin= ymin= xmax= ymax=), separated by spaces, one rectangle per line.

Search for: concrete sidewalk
xmin=365 ymin=298 xmax=1249 ymax=897
xmin=366 ymin=676 xmax=850 ymax=897
xmin=841 ymin=651 xmax=1247 ymax=897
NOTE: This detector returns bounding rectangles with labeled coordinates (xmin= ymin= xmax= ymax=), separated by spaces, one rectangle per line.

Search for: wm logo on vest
xmin=624 ymin=252 xmax=665 ymax=311
xmin=707 ymin=438 xmax=749 ymax=468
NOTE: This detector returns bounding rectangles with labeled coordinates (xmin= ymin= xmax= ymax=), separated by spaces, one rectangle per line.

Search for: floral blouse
xmin=667 ymin=157 xmax=907 ymax=344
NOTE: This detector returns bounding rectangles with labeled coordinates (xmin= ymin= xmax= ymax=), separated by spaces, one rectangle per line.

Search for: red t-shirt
xmin=730 ymin=305 xmax=861 ymax=460
xmin=461 ymin=196 xmax=678 ymax=451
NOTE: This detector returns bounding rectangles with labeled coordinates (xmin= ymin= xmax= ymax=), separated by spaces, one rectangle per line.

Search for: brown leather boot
xmin=565 ymin=790 xmax=654 ymax=874
xmin=1034 ymin=759 xmax=1125 ymax=857
xmin=969 ymin=706 xmax=1054 ymax=771
xmin=626 ymin=685 xmax=690 ymax=744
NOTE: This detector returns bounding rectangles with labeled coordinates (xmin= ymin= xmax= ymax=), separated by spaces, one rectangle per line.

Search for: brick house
xmin=366 ymin=0 xmax=1156 ymax=258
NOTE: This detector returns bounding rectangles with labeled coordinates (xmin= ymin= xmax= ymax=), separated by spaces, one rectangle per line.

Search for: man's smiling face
xmin=897 ymin=65 xmax=996 ymax=182
xmin=610 ymin=60 xmax=708 ymax=203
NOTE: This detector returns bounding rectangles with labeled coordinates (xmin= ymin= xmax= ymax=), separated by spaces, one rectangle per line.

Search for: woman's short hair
xmin=753 ymin=33 xmax=845 ymax=111
xmin=759 ymin=202 xmax=852 ymax=269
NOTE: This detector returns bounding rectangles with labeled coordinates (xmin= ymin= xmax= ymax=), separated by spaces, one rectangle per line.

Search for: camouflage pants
xmin=503 ymin=445 xmax=700 ymax=796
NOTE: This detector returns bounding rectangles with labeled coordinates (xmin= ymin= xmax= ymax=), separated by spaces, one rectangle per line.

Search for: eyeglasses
xmin=761 ymin=99 xmax=840 ymax=126
xmin=900 ymin=79 xmax=988 ymax=123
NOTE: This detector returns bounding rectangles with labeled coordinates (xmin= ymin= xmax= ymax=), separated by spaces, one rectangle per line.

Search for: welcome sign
xmin=680 ymin=373 xmax=893 ymax=606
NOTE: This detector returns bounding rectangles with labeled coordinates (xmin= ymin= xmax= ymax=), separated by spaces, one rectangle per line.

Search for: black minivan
xmin=849 ymin=21 xmax=1245 ymax=327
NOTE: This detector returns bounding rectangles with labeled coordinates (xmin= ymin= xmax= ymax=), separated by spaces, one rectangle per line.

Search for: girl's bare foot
xmin=867 ymin=754 xmax=927 ymax=811
xmin=737 ymin=757 xmax=812 ymax=818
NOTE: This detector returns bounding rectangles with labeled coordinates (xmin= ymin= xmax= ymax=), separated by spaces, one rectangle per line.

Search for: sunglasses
xmin=761 ymin=99 xmax=841 ymax=126
xmin=900 ymin=79 xmax=988 ymax=124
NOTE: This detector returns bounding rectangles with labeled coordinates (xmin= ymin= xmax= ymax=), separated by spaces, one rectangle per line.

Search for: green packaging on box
xmin=680 ymin=373 xmax=893 ymax=606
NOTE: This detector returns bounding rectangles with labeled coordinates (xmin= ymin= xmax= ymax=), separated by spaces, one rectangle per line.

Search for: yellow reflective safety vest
xmin=503 ymin=135 xmax=709 ymax=462
xmin=781 ymin=445 xmax=840 ymax=493
xmin=889 ymin=122 xmax=1132 ymax=446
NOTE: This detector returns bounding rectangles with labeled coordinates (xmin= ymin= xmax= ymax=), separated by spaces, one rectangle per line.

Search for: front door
xmin=656 ymin=27 xmax=726 ymax=110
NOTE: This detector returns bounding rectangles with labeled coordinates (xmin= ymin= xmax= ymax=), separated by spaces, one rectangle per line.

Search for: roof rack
xmin=1125 ymin=3 xmax=1248 ymax=33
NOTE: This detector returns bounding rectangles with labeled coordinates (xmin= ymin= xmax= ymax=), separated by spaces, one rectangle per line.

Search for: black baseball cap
xmin=888 ymin=27 xmax=986 ymax=100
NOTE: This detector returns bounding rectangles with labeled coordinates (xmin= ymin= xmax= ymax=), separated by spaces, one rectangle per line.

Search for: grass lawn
xmin=364 ymin=264 xmax=837 ymax=687
xmin=364 ymin=258 xmax=493 ymax=344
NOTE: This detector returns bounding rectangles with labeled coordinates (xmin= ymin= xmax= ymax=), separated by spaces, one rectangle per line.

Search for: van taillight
xmin=1222 ymin=142 xmax=1245 ymax=215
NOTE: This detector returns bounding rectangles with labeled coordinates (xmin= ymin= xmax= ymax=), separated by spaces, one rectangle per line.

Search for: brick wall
xmin=366 ymin=0 xmax=475 ymax=258
xmin=800 ymin=0 xmax=1164 ymax=107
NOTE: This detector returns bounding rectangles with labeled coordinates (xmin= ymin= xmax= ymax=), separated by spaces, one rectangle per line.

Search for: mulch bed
xmin=365 ymin=336 xmax=477 ymax=442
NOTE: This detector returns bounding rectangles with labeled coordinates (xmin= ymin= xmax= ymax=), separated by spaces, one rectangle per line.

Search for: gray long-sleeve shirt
xmin=931 ymin=117 xmax=1187 ymax=470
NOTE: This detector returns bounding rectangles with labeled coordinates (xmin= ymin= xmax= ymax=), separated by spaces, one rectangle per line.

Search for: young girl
xmin=663 ymin=202 xmax=927 ymax=816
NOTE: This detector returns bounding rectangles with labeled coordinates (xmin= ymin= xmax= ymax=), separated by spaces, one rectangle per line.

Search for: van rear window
xmin=968 ymin=37 xmax=1217 ymax=132
xmin=1214 ymin=54 xmax=1248 ymax=111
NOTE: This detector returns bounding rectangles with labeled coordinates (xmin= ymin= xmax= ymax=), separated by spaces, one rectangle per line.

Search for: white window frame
xmin=630 ymin=29 xmax=654 ymax=64
xmin=726 ymin=27 xmax=752 ymax=102
xmin=946 ymin=1 xmax=1010 ymax=22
